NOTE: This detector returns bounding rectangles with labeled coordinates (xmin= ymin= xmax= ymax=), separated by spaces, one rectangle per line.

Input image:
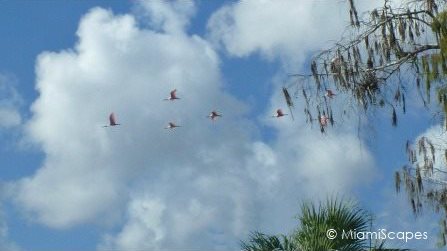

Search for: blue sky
xmin=0 ymin=0 xmax=441 ymax=250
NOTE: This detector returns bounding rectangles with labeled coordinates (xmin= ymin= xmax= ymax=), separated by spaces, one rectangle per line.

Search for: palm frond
xmin=241 ymin=231 xmax=300 ymax=251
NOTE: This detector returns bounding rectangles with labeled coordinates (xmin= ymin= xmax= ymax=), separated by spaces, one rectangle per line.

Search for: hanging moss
xmin=433 ymin=11 xmax=447 ymax=55
xmin=444 ymin=96 xmax=447 ymax=115
xmin=398 ymin=18 xmax=406 ymax=41
xmin=421 ymin=56 xmax=432 ymax=102
xmin=415 ymin=21 xmax=421 ymax=37
xmin=395 ymin=171 xmax=401 ymax=193
xmin=282 ymin=88 xmax=293 ymax=108
xmin=364 ymin=35 xmax=369 ymax=49
xmin=402 ymin=93 xmax=406 ymax=113
xmin=432 ymin=17 xmax=441 ymax=33
xmin=431 ymin=54 xmax=440 ymax=79
xmin=392 ymin=107 xmax=397 ymax=126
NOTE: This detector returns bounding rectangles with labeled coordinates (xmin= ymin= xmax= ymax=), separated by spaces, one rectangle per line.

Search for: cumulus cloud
xmin=207 ymin=0 xmax=346 ymax=64
xmin=100 ymin=131 xmax=374 ymax=250
xmin=14 ymin=4 xmax=240 ymax=229
xmin=134 ymin=0 xmax=195 ymax=34
xmin=207 ymin=0 xmax=380 ymax=65
xmin=99 ymin=198 xmax=166 ymax=250
xmin=9 ymin=0 xmax=376 ymax=250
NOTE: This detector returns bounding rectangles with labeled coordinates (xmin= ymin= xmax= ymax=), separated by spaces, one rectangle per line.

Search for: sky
xmin=0 ymin=0 xmax=443 ymax=250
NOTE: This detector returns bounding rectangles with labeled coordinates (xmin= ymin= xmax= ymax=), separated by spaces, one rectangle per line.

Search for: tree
xmin=282 ymin=0 xmax=447 ymax=246
xmin=293 ymin=198 xmax=370 ymax=251
xmin=241 ymin=198 xmax=405 ymax=251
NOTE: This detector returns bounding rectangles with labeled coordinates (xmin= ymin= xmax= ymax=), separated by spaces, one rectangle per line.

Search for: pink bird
xmin=103 ymin=112 xmax=120 ymax=127
xmin=272 ymin=109 xmax=288 ymax=118
xmin=319 ymin=115 xmax=329 ymax=127
xmin=325 ymin=89 xmax=336 ymax=98
xmin=164 ymin=122 xmax=181 ymax=129
xmin=208 ymin=110 xmax=222 ymax=121
xmin=163 ymin=89 xmax=180 ymax=101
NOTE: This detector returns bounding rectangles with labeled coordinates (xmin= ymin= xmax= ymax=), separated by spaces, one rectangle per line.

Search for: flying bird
xmin=207 ymin=110 xmax=222 ymax=121
xmin=164 ymin=122 xmax=181 ymax=129
xmin=325 ymin=89 xmax=336 ymax=98
xmin=103 ymin=112 xmax=120 ymax=127
xmin=272 ymin=109 xmax=288 ymax=118
xmin=163 ymin=89 xmax=180 ymax=101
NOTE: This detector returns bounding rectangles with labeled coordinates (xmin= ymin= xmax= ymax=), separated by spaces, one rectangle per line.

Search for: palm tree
xmin=293 ymin=198 xmax=369 ymax=251
xmin=241 ymin=198 xmax=407 ymax=251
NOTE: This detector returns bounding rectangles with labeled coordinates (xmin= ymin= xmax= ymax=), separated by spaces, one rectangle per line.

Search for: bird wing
xmin=170 ymin=89 xmax=177 ymax=98
xmin=109 ymin=113 xmax=117 ymax=125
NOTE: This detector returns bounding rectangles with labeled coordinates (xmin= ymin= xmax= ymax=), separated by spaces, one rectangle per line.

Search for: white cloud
xmin=14 ymin=5 xmax=239 ymax=229
xmin=97 ymin=129 xmax=374 ymax=249
xmin=99 ymin=198 xmax=166 ymax=250
xmin=207 ymin=0 xmax=346 ymax=64
xmin=9 ymin=1 xmax=377 ymax=250
xmin=207 ymin=0 xmax=381 ymax=66
xmin=134 ymin=0 xmax=195 ymax=34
